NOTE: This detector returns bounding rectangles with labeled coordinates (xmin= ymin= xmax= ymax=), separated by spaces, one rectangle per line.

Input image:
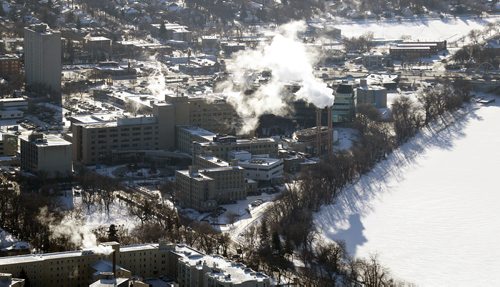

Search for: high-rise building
xmin=24 ymin=24 xmax=62 ymax=93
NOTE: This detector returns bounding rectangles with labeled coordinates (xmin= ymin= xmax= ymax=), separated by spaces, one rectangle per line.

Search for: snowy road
xmin=316 ymin=99 xmax=500 ymax=286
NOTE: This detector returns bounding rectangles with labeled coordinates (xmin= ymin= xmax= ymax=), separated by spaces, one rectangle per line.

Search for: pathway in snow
xmin=315 ymin=100 xmax=500 ymax=286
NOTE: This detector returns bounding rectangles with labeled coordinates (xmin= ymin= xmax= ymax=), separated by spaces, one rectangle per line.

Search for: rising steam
xmin=38 ymin=207 xmax=113 ymax=255
xmin=147 ymin=55 xmax=167 ymax=100
xmin=219 ymin=21 xmax=334 ymax=134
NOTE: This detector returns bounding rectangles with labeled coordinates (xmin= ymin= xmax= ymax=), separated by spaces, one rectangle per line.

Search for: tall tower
xmin=24 ymin=24 xmax=62 ymax=94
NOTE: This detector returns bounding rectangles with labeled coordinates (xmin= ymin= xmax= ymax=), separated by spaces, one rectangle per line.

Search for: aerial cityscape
xmin=0 ymin=0 xmax=498 ymax=286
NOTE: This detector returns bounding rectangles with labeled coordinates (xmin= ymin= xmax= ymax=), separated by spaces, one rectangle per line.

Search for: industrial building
xmin=20 ymin=134 xmax=72 ymax=178
xmin=24 ymin=24 xmax=62 ymax=93
xmin=389 ymin=41 xmax=447 ymax=60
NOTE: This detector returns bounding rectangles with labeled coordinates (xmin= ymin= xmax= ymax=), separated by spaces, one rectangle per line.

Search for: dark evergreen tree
xmin=272 ymin=231 xmax=281 ymax=253
xmin=108 ymin=224 xmax=119 ymax=242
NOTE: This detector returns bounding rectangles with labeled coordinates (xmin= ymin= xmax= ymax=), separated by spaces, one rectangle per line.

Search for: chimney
xmin=113 ymin=250 xmax=117 ymax=279
xmin=316 ymin=108 xmax=322 ymax=156
xmin=328 ymin=106 xmax=333 ymax=158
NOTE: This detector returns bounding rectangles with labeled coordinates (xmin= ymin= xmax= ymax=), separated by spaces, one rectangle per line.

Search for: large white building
xmin=24 ymin=24 xmax=62 ymax=93
xmin=230 ymin=151 xmax=284 ymax=182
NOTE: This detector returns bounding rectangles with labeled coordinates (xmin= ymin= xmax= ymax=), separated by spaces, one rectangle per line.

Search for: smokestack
xmin=328 ymin=106 xmax=333 ymax=158
xmin=113 ymin=250 xmax=117 ymax=279
xmin=316 ymin=108 xmax=322 ymax=157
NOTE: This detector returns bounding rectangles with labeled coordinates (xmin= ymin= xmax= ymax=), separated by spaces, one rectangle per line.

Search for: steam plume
xmin=220 ymin=21 xmax=334 ymax=134
xmin=38 ymin=207 xmax=113 ymax=255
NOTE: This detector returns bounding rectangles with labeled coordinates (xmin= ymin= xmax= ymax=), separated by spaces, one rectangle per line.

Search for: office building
xmin=24 ymin=24 xmax=62 ymax=93
xmin=176 ymin=165 xmax=245 ymax=211
xmin=73 ymin=95 xmax=239 ymax=165
xmin=20 ymin=134 xmax=72 ymax=178
xmin=72 ymin=102 xmax=174 ymax=165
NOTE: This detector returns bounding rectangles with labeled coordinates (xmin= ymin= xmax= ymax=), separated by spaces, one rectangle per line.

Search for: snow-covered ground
xmin=181 ymin=191 xmax=282 ymax=242
xmin=335 ymin=15 xmax=499 ymax=42
xmin=74 ymin=197 xmax=138 ymax=232
xmin=315 ymin=99 xmax=500 ymax=286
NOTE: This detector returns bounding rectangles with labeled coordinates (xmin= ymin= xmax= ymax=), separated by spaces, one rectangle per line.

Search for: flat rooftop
xmin=0 ymin=243 xmax=161 ymax=266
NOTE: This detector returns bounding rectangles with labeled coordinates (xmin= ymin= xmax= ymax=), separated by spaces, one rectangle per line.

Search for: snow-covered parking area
xmin=315 ymin=98 xmax=500 ymax=286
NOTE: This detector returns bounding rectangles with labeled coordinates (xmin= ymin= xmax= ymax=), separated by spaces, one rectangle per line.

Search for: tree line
xmin=241 ymin=80 xmax=471 ymax=285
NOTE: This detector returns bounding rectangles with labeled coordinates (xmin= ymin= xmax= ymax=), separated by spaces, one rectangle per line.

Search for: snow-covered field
xmin=335 ymin=15 xmax=499 ymax=42
xmin=316 ymin=99 xmax=500 ymax=286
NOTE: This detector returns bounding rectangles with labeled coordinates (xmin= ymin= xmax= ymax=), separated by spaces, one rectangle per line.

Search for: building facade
xmin=356 ymin=80 xmax=388 ymax=108
xmin=176 ymin=165 xmax=246 ymax=211
xmin=332 ymin=81 xmax=355 ymax=123
xmin=24 ymin=24 xmax=62 ymax=93
xmin=176 ymin=126 xmax=216 ymax=155
xmin=20 ymin=134 xmax=72 ymax=178
xmin=0 ymin=54 xmax=21 ymax=79
xmin=193 ymin=136 xmax=278 ymax=161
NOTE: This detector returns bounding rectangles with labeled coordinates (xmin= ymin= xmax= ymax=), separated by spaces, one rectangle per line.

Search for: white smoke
xmin=147 ymin=55 xmax=167 ymax=100
xmin=220 ymin=21 xmax=334 ymax=134
xmin=38 ymin=207 xmax=113 ymax=255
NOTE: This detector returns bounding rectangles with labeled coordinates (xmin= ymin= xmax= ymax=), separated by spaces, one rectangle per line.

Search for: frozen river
xmin=316 ymin=100 xmax=500 ymax=286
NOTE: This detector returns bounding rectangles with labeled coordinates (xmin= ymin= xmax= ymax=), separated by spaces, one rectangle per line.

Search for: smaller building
xmin=333 ymin=81 xmax=355 ymax=123
xmin=175 ymin=250 xmax=271 ymax=287
xmin=194 ymin=136 xmax=278 ymax=161
xmin=176 ymin=165 xmax=246 ymax=211
xmin=0 ymin=133 xmax=18 ymax=157
xmin=201 ymin=36 xmax=220 ymax=53
xmin=0 ymin=55 xmax=21 ymax=79
xmin=20 ymin=134 xmax=72 ymax=178
xmin=0 ymin=273 xmax=24 ymax=287
xmin=390 ymin=41 xmax=447 ymax=60
xmin=221 ymin=42 xmax=246 ymax=56
xmin=362 ymin=52 xmax=389 ymax=69
xmin=84 ymin=35 xmax=112 ymax=62
xmin=93 ymin=61 xmax=136 ymax=79
xmin=151 ymin=23 xmax=192 ymax=42
xmin=176 ymin=126 xmax=216 ymax=155
xmin=356 ymin=79 xmax=388 ymax=108
xmin=287 ymin=126 xmax=332 ymax=156
xmin=237 ymin=156 xmax=284 ymax=183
